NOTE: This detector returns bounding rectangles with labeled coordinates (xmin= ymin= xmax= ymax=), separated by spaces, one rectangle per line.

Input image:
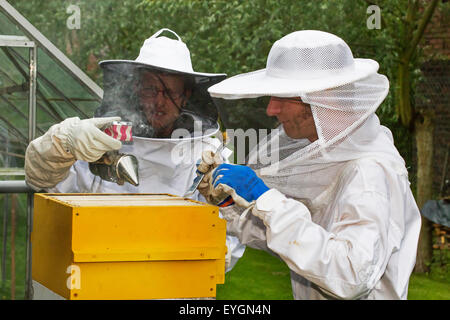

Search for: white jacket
xmin=221 ymin=157 xmax=421 ymax=299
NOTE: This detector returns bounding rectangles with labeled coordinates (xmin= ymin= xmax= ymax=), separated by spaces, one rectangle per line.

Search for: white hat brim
xmin=99 ymin=60 xmax=226 ymax=78
xmin=208 ymin=58 xmax=379 ymax=99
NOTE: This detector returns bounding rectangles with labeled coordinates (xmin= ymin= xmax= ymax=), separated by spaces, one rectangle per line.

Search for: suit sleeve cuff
xmin=255 ymin=189 xmax=286 ymax=211
xmin=254 ymin=188 xmax=311 ymax=224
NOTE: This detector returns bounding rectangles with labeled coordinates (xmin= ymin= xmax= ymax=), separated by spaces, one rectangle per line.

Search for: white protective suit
xmin=219 ymin=114 xmax=421 ymax=299
xmin=206 ymin=30 xmax=421 ymax=299
xmin=25 ymin=122 xmax=245 ymax=272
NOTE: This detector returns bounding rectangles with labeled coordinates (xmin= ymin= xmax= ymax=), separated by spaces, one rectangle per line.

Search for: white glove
xmin=197 ymin=149 xmax=223 ymax=174
xmin=54 ymin=116 xmax=122 ymax=162
xmin=197 ymin=150 xmax=229 ymax=205
xmin=25 ymin=116 xmax=121 ymax=190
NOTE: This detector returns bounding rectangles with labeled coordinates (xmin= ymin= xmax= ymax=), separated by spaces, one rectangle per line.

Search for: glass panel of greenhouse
xmin=0 ymin=3 xmax=102 ymax=169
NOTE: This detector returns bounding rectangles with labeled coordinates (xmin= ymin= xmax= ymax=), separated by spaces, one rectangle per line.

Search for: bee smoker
xmin=89 ymin=121 xmax=139 ymax=186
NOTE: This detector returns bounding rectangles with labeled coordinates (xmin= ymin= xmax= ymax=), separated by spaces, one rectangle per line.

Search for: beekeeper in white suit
xmin=24 ymin=28 xmax=245 ymax=273
xmin=199 ymin=30 xmax=421 ymax=299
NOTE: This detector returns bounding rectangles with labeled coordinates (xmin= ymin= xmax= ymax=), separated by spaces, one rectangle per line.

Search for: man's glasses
xmin=140 ymin=86 xmax=184 ymax=99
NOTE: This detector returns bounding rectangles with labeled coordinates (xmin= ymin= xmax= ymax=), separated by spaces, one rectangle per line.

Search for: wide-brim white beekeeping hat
xmin=100 ymin=28 xmax=225 ymax=78
xmin=208 ymin=30 xmax=379 ymax=99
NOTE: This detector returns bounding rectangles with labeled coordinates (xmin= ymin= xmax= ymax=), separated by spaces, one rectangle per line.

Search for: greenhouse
xmin=0 ymin=0 xmax=101 ymax=299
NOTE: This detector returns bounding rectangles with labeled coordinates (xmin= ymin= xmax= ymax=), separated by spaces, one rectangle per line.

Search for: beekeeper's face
xmin=139 ymin=72 xmax=191 ymax=138
xmin=266 ymin=97 xmax=318 ymax=142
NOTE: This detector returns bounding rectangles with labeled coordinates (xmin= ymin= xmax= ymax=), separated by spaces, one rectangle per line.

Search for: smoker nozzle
xmin=89 ymin=151 xmax=139 ymax=186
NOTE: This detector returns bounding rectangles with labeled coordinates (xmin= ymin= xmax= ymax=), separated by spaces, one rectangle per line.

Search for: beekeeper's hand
xmin=25 ymin=116 xmax=122 ymax=190
xmin=55 ymin=116 xmax=122 ymax=162
xmin=196 ymin=150 xmax=230 ymax=205
xmin=212 ymin=164 xmax=270 ymax=208
xmin=196 ymin=149 xmax=223 ymax=175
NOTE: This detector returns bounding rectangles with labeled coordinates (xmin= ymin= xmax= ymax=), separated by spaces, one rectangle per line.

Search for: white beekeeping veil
xmin=208 ymin=30 xmax=406 ymax=201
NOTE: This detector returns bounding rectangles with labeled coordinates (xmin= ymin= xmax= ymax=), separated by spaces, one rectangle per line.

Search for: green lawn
xmin=217 ymin=247 xmax=293 ymax=300
xmin=408 ymin=251 xmax=450 ymax=300
xmin=408 ymin=272 xmax=450 ymax=300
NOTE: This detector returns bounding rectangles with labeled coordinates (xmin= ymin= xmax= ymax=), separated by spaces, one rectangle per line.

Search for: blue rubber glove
xmin=212 ymin=164 xmax=269 ymax=203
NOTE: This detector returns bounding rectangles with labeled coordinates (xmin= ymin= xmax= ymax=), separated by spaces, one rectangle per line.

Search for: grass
xmin=408 ymin=250 xmax=450 ymax=300
xmin=408 ymin=272 xmax=450 ymax=300
xmin=216 ymin=247 xmax=293 ymax=300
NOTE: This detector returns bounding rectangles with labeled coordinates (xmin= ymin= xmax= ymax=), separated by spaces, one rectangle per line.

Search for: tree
xmin=394 ymin=0 xmax=440 ymax=273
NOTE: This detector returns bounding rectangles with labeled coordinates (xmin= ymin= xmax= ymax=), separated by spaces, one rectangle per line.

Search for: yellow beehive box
xmin=31 ymin=193 xmax=226 ymax=300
